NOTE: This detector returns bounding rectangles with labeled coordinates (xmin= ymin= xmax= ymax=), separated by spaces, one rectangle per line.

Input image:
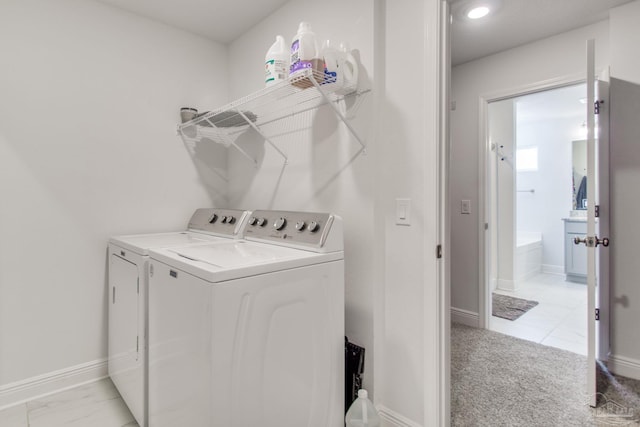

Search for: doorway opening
xmin=485 ymin=83 xmax=589 ymax=355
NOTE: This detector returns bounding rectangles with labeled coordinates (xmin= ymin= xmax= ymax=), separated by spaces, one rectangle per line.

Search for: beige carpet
xmin=451 ymin=323 xmax=640 ymax=426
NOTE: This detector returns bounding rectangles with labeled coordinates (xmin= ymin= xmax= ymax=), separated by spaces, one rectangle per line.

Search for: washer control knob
xmin=256 ymin=217 xmax=267 ymax=227
xmin=220 ymin=216 xmax=228 ymax=223
xmin=227 ymin=216 xmax=236 ymax=224
xmin=248 ymin=216 xmax=257 ymax=226
xmin=274 ymin=217 xmax=287 ymax=231
xmin=295 ymin=221 xmax=306 ymax=231
xmin=308 ymin=221 xmax=320 ymax=233
xmin=209 ymin=214 xmax=218 ymax=224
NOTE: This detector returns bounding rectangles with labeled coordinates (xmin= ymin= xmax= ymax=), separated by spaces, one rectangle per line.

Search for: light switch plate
xmin=461 ymin=199 xmax=471 ymax=214
xmin=396 ymin=198 xmax=411 ymax=226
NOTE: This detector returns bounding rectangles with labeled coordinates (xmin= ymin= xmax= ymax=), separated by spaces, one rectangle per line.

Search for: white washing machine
xmin=108 ymin=208 xmax=250 ymax=427
xmin=147 ymin=210 xmax=345 ymax=427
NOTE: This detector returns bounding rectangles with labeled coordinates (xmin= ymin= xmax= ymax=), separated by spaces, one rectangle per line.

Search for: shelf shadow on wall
xmin=182 ymin=136 xmax=232 ymax=205
xmin=309 ymin=49 xmax=370 ymax=206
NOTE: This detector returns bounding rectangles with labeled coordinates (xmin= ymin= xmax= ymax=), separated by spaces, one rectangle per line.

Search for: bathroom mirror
xmin=572 ymin=139 xmax=587 ymax=210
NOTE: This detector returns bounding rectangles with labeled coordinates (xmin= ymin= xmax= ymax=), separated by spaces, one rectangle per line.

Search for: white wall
xmin=226 ymin=0 xmax=377 ymax=395
xmin=450 ymin=21 xmax=610 ymax=315
xmin=516 ymin=115 xmax=575 ymax=270
xmin=0 ymin=0 xmax=446 ymax=421
xmin=0 ymin=0 xmax=227 ymax=387
xmin=489 ymin=99 xmax=516 ymax=290
xmin=377 ymin=1 xmax=444 ymax=423
xmin=610 ymin=1 xmax=640 ymax=87
xmin=608 ymin=0 xmax=640 ymax=379
xmin=224 ymin=0 xmax=445 ymax=424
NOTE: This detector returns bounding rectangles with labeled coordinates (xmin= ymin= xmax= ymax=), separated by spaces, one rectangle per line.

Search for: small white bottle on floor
xmin=345 ymin=389 xmax=381 ymax=427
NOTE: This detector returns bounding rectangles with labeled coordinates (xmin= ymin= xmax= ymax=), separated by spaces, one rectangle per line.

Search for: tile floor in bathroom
xmin=0 ymin=378 xmax=138 ymax=427
xmin=491 ymin=272 xmax=588 ymax=355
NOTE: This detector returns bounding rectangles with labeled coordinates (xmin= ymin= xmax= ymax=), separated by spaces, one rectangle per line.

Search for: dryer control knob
xmin=256 ymin=217 xmax=267 ymax=227
xmin=295 ymin=221 xmax=306 ymax=231
xmin=220 ymin=216 xmax=228 ymax=223
xmin=274 ymin=217 xmax=287 ymax=231
xmin=248 ymin=216 xmax=257 ymax=226
xmin=227 ymin=216 xmax=236 ymax=224
xmin=209 ymin=214 xmax=218 ymax=224
xmin=308 ymin=221 xmax=320 ymax=233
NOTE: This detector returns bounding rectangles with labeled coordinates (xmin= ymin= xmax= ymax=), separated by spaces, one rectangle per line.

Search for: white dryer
xmin=108 ymin=208 xmax=249 ymax=427
xmin=148 ymin=210 xmax=344 ymax=427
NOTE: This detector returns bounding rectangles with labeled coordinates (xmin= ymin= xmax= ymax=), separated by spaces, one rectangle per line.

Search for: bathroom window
xmin=516 ymin=146 xmax=538 ymax=171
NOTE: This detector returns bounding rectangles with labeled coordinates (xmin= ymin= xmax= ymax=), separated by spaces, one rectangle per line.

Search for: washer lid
xmin=149 ymin=240 xmax=343 ymax=283
xmin=109 ymin=231 xmax=227 ymax=256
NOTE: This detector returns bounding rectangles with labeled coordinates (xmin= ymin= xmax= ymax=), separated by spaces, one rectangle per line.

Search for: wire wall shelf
xmin=177 ymin=68 xmax=368 ymax=166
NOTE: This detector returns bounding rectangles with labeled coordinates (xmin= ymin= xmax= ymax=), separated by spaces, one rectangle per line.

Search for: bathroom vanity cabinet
xmin=563 ymin=218 xmax=587 ymax=283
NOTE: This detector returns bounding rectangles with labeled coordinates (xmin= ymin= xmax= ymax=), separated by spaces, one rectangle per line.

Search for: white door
xmin=580 ymin=39 xmax=610 ymax=407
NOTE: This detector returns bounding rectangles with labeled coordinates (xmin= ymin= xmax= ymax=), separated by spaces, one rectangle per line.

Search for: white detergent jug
xmin=290 ymin=22 xmax=323 ymax=87
xmin=336 ymin=41 xmax=359 ymax=94
xmin=322 ymin=40 xmax=359 ymax=94
xmin=345 ymin=389 xmax=380 ymax=427
xmin=265 ymin=35 xmax=289 ymax=87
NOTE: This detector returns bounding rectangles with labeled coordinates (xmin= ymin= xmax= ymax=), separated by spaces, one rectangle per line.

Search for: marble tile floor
xmin=0 ymin=378 xmax=138 ymax=427
xmin=490 ymin=273 xmax=588 ymax=355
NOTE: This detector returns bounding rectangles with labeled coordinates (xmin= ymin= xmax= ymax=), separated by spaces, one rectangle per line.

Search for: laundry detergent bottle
xmin=321 ymin=39 xmax=339 ymax=84
xmin=265 ymin=35 xmax=288 ymax=87
xmin=289 ymin=22 xmax=322 ymax=87
xmin=345 ymin=389 xmax=381 ymax=427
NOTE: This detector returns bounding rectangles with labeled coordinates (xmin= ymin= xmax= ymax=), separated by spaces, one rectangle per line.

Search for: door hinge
xmin=436 ymin=244 xmax=443 ymax=259
xmin=594 ymin=100 xmax=604 ymax=115
xmin=137 ymin=278 xmax=140 ymax=294
xmin=595 ymin=308 xmax=600 ymax=321
xmin=485 ymin=223 xmax=489 ymax=230
xmin=136 ymin=336 xmax=139 ymax=353
xmin=595 ymin=205 xmax=599 ymax=218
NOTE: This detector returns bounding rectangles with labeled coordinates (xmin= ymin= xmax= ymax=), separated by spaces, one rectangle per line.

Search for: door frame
xmin=477 ymin=72 xmax=595 ymax=329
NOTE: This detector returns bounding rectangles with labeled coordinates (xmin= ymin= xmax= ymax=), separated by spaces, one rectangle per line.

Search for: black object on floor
xmin=345 ymin=336 xmax=365 ymax=413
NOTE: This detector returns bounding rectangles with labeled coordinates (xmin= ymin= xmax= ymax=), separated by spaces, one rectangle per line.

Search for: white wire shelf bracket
xmin=177 ymin=67 xmax=368 ymax=165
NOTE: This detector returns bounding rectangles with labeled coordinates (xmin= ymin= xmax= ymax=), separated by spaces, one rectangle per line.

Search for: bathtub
xmin=515 ymin=231 xmax=542 ymax=282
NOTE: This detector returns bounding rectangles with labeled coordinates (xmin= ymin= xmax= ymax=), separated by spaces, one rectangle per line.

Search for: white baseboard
xmin=497 ymin=278 xmax=516 ymax=291
xmin=451 ymin=307 xmax=479 ymax=328
xmin=378 ymin=405 xmax=422 ymax=427
xmin=542 ymin=264 xmax=564 ymax=276
xmin=515 ymin=267 xmax=541 ymax=283
xmin=0 ymin=358 xmax=108 ymax=411
xmin=608 ymin=354 xmax=640 ymax=381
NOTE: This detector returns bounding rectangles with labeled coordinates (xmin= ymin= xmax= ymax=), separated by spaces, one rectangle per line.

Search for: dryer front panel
xmin=108 ymin=253 xmax=144 ymax=426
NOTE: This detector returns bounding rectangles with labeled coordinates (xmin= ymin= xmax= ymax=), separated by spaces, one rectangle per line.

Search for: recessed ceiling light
xmin=467 ymin=6 xmax=490 ymax=19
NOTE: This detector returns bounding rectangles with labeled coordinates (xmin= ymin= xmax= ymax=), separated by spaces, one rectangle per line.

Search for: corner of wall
xmin=451 ymin=307 xmax=480 ymax=328
xmin=607 ymin=354 xmax=640 ymax=381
